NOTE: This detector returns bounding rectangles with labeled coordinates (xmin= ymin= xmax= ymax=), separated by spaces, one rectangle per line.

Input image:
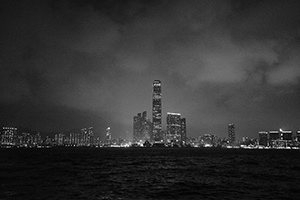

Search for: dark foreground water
xmin=1 ymin=148 xmax=300 ymax=200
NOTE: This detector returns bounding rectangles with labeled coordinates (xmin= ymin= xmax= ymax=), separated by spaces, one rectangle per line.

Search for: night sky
xmin=1 ymin=0 xmax=300 ymax=140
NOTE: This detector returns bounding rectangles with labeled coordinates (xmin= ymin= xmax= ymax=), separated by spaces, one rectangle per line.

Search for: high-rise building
xmin=70 ymin=133 xmax=75 ymax=146
xmin=133 ymin=115 xmax=139 ymax=143
xmin=133 ymin=111 xmax=152 ymax=144
xmin=106 ymin=127 xmax=111 ymax=142
xmin=166 ymin=112 xmax=182 ymax=145
xmin=152 ymin=80 xmax=162 ymax=143
xmin=88 ymin=127 xmax=94 ymax=146
xmin=57 ymin=133 xmax=65 ymax=146
xmin=258 ymin=131 xmax=268 ymax=146
xmin=75 ymin=133 xmax=80 ymax=146
xmin=268 ymin=130 xmax=279 ymax=147
xmin=181 ymin=118 xmax=186 ymax=145
xmin=80 ymin=128 xmax=87 ymax=146
xmin=228 ymin=124 xmax=235 ymax=144
xmin=142 ymin=112 xmax=152 ymax=143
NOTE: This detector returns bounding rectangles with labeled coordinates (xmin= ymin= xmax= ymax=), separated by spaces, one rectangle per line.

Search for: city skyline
xmin=1 ymin=1 xmax=300 ymax=140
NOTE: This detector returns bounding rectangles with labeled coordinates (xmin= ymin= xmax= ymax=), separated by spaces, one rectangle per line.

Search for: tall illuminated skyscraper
xmin=152 ymin=80 xmax=162 ymax=143
xmin=228 ymin=124 xmax=235 ymax=144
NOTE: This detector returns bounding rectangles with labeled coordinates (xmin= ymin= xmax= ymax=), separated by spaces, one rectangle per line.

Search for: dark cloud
xmin=1 ymin=0 xmax=300 ymax=139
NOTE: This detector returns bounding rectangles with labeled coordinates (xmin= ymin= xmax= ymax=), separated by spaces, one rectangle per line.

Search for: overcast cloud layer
xmin=1 ymin=0 xmax=300 ymax=139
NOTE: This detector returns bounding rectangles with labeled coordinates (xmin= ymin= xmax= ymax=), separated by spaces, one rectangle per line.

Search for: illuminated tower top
xmin=152 ymin=80 xmax=162 ymax=143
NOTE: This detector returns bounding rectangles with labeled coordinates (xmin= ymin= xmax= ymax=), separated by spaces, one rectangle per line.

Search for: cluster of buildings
xmin=133 ymin=80 xmax=187 ymax=147
xmin=258 ymin=129 xmax=300 ymax=148
xmin=54 ymin=127 xmax=94 ymax=146
xmin=0 ymin=126 xmax=129 ymax=148
xmin=1 ymin=127 xmax=43 ymax=147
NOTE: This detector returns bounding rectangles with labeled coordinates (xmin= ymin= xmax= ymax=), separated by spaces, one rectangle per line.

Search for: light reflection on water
xmin=0 ymin=148 xmax=300 ymax=199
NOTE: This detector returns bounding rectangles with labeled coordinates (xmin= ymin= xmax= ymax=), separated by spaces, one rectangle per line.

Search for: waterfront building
xmin=20 ymin=132 xmax=32 ymax=147
xmin=80 ymin=128 xmax=87 ymax=146
xmin=75 ymin=133 xmax=80 ymax=146
xmin=269 ymin=130 xmax=279 ymax=140
xmin=279 ymin=129 xmax=293 ymax=147
xmin=258 ymin=131 xmax=268 ymax=147
xmin=268 ymin=129 xmax=293 ymax=148
xmin=1 ymin=127 xmax=17 ymax=146
xmin=269 ymin=130 xmax=279 ymax=147
xmin=181 ymin=118 xmax=186 ymax=145
xmin=166 ymin=112 xmax=182 ymax=145
xmin=228 ymin=124 xmax=235 ymax=144
xmin=44 ymin=136 xmax=52 ymax=146
xmin=152 ymin=80 xmax=162 ymax=143
xmin=202 ymin=134 xmax=216 ymax=147
xmin=88 ymin=127 xmax=94 ymax=146
xmin=70 ymin=133 xmax=76 ymax=146
xmin=133 ymin=115 xmax=139 ymax=143
xmin=57 ymin=133 xmax=65 ymax=146
xmin=34 ymin=133 xmax=42 ymax=146
xmin=280 ymin=129 xmax=292 ymax=140
xmin=106 ymin=127 xmax=112 ymax=142
xmin=64 ymin=135 xmax=70 ymax=146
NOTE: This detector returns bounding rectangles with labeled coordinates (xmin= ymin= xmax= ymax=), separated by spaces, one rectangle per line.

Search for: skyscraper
xmin=141 ymin=111 xmax=152 ymax=143
xmin=181 ymin=118 xmax=186 ymax=145
xmin=166 ymin=112 xmax=181 ymax=145
xmin=228 ymin=124 xmax=235 ymax=144
xmin=80 ymin=128 xmax=87 ymax=146
xmin=106 ymin=127 xmax=111 ymax=142
xmin=133 ymin=115 xmax=139 ymax=143
xmin=88 ymin=127 xmax=94 ymax=146
xmin=152 ymin=80 xmax=162 ymax=143
xmin=133 ymin=111 xmax=152 ymax=144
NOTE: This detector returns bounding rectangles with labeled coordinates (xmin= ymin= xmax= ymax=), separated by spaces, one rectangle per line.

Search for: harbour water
xmin=1 ymin=148 xmax=300 ymax=199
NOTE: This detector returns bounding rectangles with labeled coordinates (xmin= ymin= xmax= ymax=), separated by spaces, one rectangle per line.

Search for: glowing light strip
xmin=167 ymin=112 xmax=181 ymax=115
